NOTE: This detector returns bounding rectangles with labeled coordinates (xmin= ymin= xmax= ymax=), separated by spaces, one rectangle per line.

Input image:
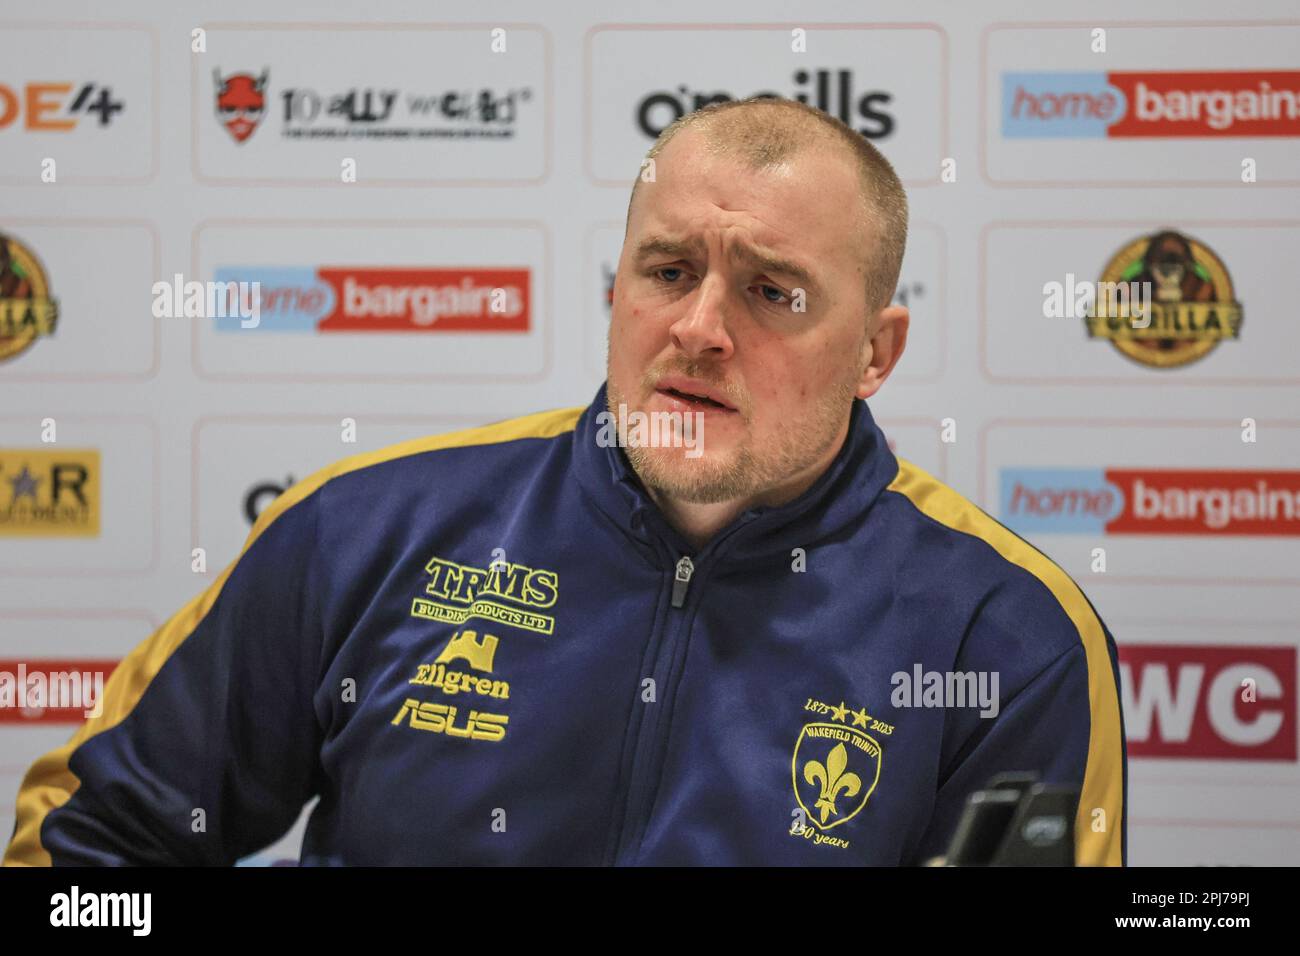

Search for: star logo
xmin=851 ymin=707 xmax=870 ymax=728
xmin=7 ymin=465 xmax=41 ymax=501
xmin=830 ymin=700 xmax=849 ymax=723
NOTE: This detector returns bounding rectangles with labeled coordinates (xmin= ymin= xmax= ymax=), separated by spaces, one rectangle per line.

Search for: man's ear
xmin=856 ymin=304 xmax=909 ymax=400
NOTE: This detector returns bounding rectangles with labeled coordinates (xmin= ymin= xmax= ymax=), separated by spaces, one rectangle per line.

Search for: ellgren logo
xmin=1002 ymin=70 xmax=1300 ymax=138
xmin=211 ymin=267 xmax=530 ymax=333
xmin=1086 ymin=230 xmax=1241 ymax=369
xmin=1001 ymin=468 xmax=1300 ymax=536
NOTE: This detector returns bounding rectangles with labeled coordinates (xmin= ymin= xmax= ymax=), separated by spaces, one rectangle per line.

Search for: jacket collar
xmin=571 ymin=382 xmax=899 ymax=564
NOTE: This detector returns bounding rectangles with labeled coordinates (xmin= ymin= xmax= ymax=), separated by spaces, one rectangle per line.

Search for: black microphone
xmin=939 ymin=772 xmax=1079 ymax=866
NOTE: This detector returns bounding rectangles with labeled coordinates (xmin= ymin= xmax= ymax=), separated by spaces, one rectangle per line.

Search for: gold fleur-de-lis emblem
xmin=803 ymin=742 xmax=862 ymax=824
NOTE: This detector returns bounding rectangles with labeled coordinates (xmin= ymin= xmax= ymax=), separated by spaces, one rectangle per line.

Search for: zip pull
xmin=671 ymin=556 xmax=695 ymax=609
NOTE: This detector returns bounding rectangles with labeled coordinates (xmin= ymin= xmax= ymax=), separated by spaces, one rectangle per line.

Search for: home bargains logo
xmin=1003 ymin=70 xmax=1300 ymax=138
xmin=212 ymin=267 xmax=530 ymax=332
xmin=1119 ymin=644 xmax=1296 ymax=761
xmin=1000 ymin=468 xmax=1300 ymax=536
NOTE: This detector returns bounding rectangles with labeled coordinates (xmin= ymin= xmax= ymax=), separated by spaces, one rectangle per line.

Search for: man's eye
xmin=755 ymin=284 xmax=789 ymax=305
xmin=654 ymin=267 xmax=685 ymax=283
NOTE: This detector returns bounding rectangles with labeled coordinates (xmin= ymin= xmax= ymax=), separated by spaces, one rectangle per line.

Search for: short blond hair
xmin=627 ymin=96 xmax=909 ymax=314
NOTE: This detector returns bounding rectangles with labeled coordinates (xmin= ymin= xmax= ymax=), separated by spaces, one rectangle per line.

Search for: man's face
xmin=607 ymin=128 xmax=881 ymax=505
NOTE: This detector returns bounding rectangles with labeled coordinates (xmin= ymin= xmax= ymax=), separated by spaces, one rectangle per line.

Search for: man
xmin=5 ymin=97 xmax=1126 ymax=866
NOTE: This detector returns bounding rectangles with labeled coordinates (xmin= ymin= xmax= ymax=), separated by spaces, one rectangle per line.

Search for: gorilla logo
xmin=1135 ymin=231 xmax=1216 ymax=306
xmin=0 ymin=233 xmax=59 ymax=364
xmin=1087 ymin=228 xmax=1242 ymax=369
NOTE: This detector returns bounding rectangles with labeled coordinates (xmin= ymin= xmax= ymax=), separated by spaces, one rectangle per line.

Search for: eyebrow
xmin=633 ymin=234 xmax=820 ymax=293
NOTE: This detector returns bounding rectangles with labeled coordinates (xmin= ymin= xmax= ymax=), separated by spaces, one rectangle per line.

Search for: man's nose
xmin=668 ymin=274 xmax=735 ymax=361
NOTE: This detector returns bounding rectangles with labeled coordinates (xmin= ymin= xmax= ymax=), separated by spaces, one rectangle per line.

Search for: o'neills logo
xmin=1085 ymin=230 xmax=1241 ymax=369
xmin=212 ymin=267 xmax=530 ymax=333
xmin=0 ymin=233 xmax=59 ymax=364
xmin=412 ymin=555 xmax=558 ymax=636
xmin=1002 ymin=468 xmax=1300 ymax=536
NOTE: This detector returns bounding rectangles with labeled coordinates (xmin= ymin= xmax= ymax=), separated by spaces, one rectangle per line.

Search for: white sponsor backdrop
xmin=1 ymin=0 xmax=1297 ymax=865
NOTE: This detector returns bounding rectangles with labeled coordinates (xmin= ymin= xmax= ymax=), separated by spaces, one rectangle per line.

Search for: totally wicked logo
xmin=211 ymin=267 xmax=530 ymax=333
xmin=0 ymin=233 xmax=59 ymax=364
xmin=1086 ymin=230 xmax=1241 ymax=369
xmin=1120 ymin=644 xmax=1296 ymax=761
xmin=212 ymin=68 xmax=532 ymax=141
xmin=214 ymin=69 xmax=268 ymax=143
xmin=1001 ymin=468 xmax=1300 ymax=536
xmin=1003 ymin=70 xmax=1300 ymax=138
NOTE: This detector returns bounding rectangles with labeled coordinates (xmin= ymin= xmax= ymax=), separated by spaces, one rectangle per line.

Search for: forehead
xmin=633 ymin=128 xmax=866 ymax=284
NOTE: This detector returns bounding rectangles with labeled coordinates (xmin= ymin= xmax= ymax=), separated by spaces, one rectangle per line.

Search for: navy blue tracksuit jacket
xmin=5 ymin=384 xmax=1126 ymax=865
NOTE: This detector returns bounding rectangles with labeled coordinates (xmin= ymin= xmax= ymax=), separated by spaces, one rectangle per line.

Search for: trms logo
xmin=1119 ymin=644 xmax=1296 ymax=761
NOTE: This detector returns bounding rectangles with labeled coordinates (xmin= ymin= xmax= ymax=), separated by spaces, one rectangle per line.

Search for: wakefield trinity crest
xmin=790 ymin=698 xmax=889 ymax=849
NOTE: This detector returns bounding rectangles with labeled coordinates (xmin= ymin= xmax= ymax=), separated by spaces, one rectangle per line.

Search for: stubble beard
xmin=606 ymin=370 xmax=858 ymax=507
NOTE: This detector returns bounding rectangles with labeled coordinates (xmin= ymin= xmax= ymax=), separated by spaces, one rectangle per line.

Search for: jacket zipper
xmin=610 ymin=517 xmax=758 ymax=864
xmin=609 ymin=551 xmax=697 ymax=864
xmin=670 ymin=556 xmax=694 ymax=609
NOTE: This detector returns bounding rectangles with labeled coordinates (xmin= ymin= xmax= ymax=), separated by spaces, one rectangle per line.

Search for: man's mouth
xmin=653 ymin=377 xmax=739 ymax=413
